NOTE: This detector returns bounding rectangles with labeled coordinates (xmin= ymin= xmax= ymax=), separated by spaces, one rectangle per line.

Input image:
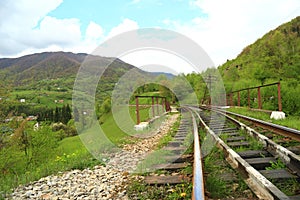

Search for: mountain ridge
xmin=0 ymin=51 xmax=138 ymax=86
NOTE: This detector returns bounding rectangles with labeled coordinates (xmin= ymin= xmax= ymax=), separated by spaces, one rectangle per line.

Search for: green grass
xmin=10 ymin=89 xmax=72 ymax=108
xmin=227 ymin=107 xmax=300 ymax=130
xmin=273 ymin=179 xmax=300 ymax=196
xmin=100 ymin=112 xmax=128 ymax=144
xmin=156 ymin=118 xmax=180 ymax=149
xmin=0 ymin=101 xmax=170 ymax=197
xmin=266 ymin=159 xmax=285 ymax=170
xmin=1 ymin=109 xmax=130 ymax=196
xmin=203 ymin=145 xmax=251 ymax=199
xmin=0 ymin=134 xmax=101 ymax=197
xmin=203 ymin=147 xmax=230 ymax=198
xmin=127 ymin=180 xmax=192 ymax=200
xmin=109 ymin=105 xmax=167 ymax=137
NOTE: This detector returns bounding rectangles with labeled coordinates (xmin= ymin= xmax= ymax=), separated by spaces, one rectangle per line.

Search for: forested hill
xmin=219 ymin=16 xmax=300 ymax=84
xmin=0 ymin=51 xmax=136 ymax=87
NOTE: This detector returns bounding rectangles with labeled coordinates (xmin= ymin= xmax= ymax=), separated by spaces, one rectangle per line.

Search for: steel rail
xmin=185 ymin=107 xmax=205 ymax=200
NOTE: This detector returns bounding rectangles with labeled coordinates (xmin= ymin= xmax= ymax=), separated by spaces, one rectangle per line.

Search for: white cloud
xmin=0 ymin=0 xmax=63 ymax=29
xmin=0 ymin=0 xmax=104 ymax=57
xmin=73 ymin=19 xmax=139 ymax=55
xmin=0 ymin=1 xmax=138 ymax=58
xmin=71 ymin=21 xmax=105 ymax=54
xmin=86 ymin=21 xmax=104 ymax=40
xmin=107 ymin=18 xmax=139 ymax=39
xmin=120 ymin=49 xmax=195 ymax=75
xmin=29 ymin=16 xmax=81 ymax=47
xmin=168 ymin=0 xmax=300 ymax=66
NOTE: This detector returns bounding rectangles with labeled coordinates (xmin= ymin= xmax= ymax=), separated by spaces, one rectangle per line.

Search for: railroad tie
xmin=163 ymin=146 xmax=187 ymax=154
xmin=144 ymin=175 xmax=190 ymax=185
xmin=163 ymin=154 xmax=192 ymax=163
xmin=227 ymin=141 xmax=250 ymax=148
xmin=287 ymin=146 xmax=300 ymax=154
xmin=213 ymin=128 xmax=239 ymax=133
xmin=238 ymin=150 xmax=270 ymax=159
xmin=152 ymin=163 xmax=188 ymax=171
xmin=225 ymin=136 xmax=246 ymax=142
xmin=259 ymin=169 xmax=297 ymax=181
xmin=224 ymin=132 xmax=240 ymax=136
xmin=289 ymin=194 xmax=300 ymax=200
xmin=244 ymin=157 xmax=276 ymax=170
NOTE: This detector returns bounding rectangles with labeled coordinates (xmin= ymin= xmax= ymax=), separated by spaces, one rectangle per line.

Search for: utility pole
xmin=202 ymin=74 xmax=217 ymax=105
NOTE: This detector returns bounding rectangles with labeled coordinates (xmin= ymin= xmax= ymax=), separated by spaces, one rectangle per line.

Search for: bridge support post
xmin=161 ymin=98 xmax=165 ymax=112
xmin=136 ymin=96 xmax=140 ymax=125
xmin=258 ymin=87 xmax=262 ymax=109
xmin=156 ymin=97 xmax=159 ymax=115
xmin=277 ymin=82 xmax=282 ymax=111
xmin=230 ymin=93 xmax=233 ymax=106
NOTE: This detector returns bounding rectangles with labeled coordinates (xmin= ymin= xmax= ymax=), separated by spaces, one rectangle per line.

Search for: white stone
xmin=134 ymin=122 xmax=149 ymax=131
xmin=270 ymin=111 xmax=286 ymax=120
xmin=170 ymin=106 xmax=178 ymax=113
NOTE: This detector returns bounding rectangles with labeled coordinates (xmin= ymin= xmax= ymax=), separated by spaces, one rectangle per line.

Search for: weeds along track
xmin=194 ymin=106 xmax=300 ymax=200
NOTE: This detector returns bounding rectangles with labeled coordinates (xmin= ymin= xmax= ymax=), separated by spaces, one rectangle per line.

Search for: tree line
xmin=37 ymin=104 xmax=72 ymax=124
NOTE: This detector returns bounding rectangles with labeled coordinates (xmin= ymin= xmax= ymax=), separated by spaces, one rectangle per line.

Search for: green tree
xmin=254 ymin=68 xmax=270 ymax=85
xmin=12 ymin=120 xmax=29 ymax=156
xmin=54 ymin=106 xmax=60 ymax=122
xmin=100 ymin=97 xmax=111 ymax=114
xmin=28 ymin=127 xmax=58 ymax=165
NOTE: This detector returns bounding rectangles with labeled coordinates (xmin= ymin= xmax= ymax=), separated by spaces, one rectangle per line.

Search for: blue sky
xmin=48 ymin=0 xmax=204 ymax=33
xmin=0 ymin=0 xmax=300 ymax=73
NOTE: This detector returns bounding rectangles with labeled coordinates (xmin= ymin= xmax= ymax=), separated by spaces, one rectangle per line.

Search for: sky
xmin=0 ymin=0 xmax=300 ymax=73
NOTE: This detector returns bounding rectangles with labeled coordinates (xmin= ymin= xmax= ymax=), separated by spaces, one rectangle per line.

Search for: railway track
xmin=136 ymin=106 xmax=299 ymax=199
xmin=213 ymin=108 xmax=300 ymax=142
xmin=194 ymin=106 xmax=300 ymax=200
xmin=141 ymin=107 xmax=205 ymax=200
xmin=215 ymin=108 xmax=300 ymax=155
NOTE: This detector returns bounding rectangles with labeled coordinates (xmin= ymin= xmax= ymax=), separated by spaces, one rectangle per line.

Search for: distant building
xmin=26 ymin=116 xmax=37 ymax=121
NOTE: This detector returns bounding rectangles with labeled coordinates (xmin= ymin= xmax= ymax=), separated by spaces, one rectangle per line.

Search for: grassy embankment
xmin=0 ymin=105 xmax=159 ymax=196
